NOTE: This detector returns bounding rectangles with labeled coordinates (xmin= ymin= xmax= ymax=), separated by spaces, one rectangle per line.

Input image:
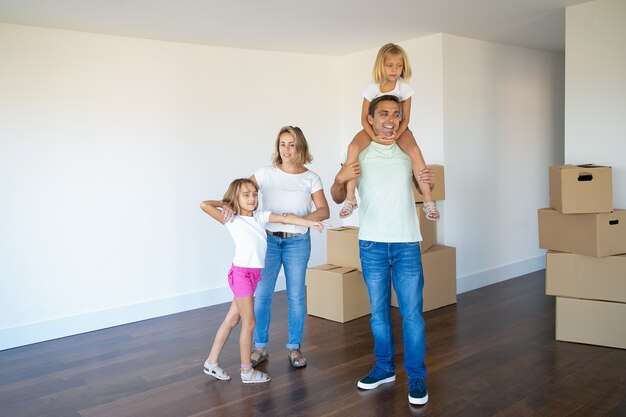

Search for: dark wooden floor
xmin=1 ymin=270 xmax=625 ymax=417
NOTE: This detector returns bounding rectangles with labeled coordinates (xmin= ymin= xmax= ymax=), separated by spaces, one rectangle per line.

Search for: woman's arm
xmin=302 ymin=189 xmax=330 ymax=221
xmin=200 ymin=200 xmax=230 ymax=225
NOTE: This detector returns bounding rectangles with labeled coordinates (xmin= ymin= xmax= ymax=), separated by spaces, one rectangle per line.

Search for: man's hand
xmin=331 ymin=161 xmax=361 ymax=204
xmin=412 ymin=168 xmax=436 ymax=194
xmin=416 ymin=168 xmax=435 ymax=186
xmin=336 ymin=161 xmax=361 ymax=185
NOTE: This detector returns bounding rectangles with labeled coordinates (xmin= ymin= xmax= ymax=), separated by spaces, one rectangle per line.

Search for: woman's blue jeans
xmin=254 ymin=231 xmax=311 ymax=350
xmin=359 ymin=240 xmax=427 ymax=379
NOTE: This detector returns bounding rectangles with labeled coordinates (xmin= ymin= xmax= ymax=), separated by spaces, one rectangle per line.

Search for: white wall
xmin=442 ymin=35 xmax=565 ymax=292
xmin=0 ymin=23 xmax=341 ymax=350
xmin=565 ymin=0 xmax=626 ymax=208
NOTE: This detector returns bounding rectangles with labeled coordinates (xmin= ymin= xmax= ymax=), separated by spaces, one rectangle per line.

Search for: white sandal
xmin=204 ymin=361 xmax=231 ymax=381
xmin=423 ymin=202 xmax=440 ymax=221
xmin=240 ymin=368 xmax=271 ymax=384
xmin=339 ymin=199 xmax=358 ymax=219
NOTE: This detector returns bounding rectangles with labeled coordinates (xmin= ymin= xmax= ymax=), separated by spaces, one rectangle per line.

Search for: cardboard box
xmin=413 ymin=164 xmax=445 ymax=203
xmin=546 ymin=251 xmax=626 ymax=303
xmin=391 ymin=245 xmax=456 ymax=312
xmin=327 ymin=226 xmax=361 ymax=270
xmin=327 ymin=217 xmax=434 ymax=270
xmin=549 ymin=164 xmax=612 ymax=214
xmin=416 ymin=203 xmax=436 ymax=252
xmin=538 ymin=208 xmax=626 ymax=257
xmin=556 ymin=297 xmax=626 ymax=349
xmin=306 ymin=264 xmax=370 ymax=323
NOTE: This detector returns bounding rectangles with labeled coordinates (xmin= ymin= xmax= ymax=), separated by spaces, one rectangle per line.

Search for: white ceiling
xmin=0 ymin=0 xmax=590 ymax=55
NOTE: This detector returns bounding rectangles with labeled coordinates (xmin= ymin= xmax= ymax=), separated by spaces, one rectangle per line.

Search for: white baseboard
xmin=1 ymin=275 xmax=287 ymax=351
xmin=456 ymin=255 xmax=546 ymax=294
xmin=4 ymin=259 xmax=545 ymax=352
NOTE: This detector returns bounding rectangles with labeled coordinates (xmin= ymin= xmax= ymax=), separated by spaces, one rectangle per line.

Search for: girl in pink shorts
xmin=200 ymin=178 xmax=324 ymax=384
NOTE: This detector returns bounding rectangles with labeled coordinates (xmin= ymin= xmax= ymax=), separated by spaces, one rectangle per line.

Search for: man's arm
xmin=331 ymin=161 xmax=360 ymax=204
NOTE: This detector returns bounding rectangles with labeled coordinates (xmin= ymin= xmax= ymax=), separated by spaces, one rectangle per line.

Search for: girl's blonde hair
xmin=372 ymin=43 xmax=412 ymax=84
xmin=271 ymin=126 xmax=313 ymax=167
xmin=222 ymin=178 xmax=258 ymax=215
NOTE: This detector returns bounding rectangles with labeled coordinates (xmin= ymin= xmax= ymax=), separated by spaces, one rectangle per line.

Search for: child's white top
xmin=224 ymin=210 xmax=272 ymax=268
xmin=362 ymin=78 xmax=415 ymax=102
xmin=254 ymin=166 xmax=323 ymax=234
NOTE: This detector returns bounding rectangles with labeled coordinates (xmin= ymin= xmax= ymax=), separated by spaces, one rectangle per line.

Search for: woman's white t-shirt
xmin=224 ymin=210 xmax=271 ymax=268
xmin=253 ymin=166 xmax=323 ymax=234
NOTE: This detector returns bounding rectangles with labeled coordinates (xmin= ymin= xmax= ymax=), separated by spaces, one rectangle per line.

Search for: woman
xmin=250 ymin=126 xmax=329 ymax=368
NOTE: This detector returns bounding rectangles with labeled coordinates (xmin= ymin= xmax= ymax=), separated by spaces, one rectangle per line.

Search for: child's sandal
xmin=339 ymin=199 xmax=358 ymax=219
xmin=240 ymin=368 xmax=271 ymax=384
xmin=423 ymin=202 xmax=440 ymax=221
xmin=250 ymin=348 xmax=269 ymax=367
xmin=203 ymin=361 xmax=231 ymax=381
xmin=288 ymin=349 xmax=307 ymax=368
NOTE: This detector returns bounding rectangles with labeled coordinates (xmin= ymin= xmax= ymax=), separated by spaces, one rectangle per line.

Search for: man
xmin=331 ymin=95 xmax=435 ymax=406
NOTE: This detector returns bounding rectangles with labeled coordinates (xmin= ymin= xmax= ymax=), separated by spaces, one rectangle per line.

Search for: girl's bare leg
xmin=396 ymin=131 xmax=440 ymax=220
xmin=207 ymin=300 xmax=240 ymax=364
xmin=235 ymin=296 xmax=271 ymax=383
xmin=233 ymin=296 xmax=255 ymax=366
xmin=340 ymin=130 xmax=370 ymax=218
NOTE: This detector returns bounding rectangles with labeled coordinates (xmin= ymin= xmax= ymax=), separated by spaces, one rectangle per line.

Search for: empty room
xmin=1 ymin=0 xmax=625 ymax=416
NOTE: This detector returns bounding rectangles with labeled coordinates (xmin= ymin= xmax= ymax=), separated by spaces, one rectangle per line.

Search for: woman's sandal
xmin=288 ymin=349 xmax=307 ymax=368
xmin=250 ymin=348 xmax=269 ymax=367
xmin=203 ymin=361 xmax=231 ymax=381
xmin=339 ymin=199 xmax=358 ymax=219
xmin=241 ymin=368 xmax=271 ymax=384
xmin=423 ymin=201 xmax=440 ymax=221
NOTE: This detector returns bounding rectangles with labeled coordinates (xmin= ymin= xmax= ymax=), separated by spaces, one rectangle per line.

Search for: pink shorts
xmin=228 ymin=265 xmax=262 ymax=297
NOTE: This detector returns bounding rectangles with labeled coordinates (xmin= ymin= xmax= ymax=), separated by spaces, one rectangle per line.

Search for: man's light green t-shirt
xmin=357 ymin=142 xmax=422 ymax=243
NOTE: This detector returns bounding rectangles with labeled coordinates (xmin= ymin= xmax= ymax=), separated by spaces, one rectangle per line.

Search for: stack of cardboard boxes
xmin=538 ymin=164 xmax=626 ymax=349
xmin=307 ymin=165 xmax=458 ymax=323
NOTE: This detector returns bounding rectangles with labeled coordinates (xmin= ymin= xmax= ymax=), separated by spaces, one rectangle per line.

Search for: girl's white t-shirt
xmin=362 ymin=78 xmax=415 ymax=102
xmin=224 ymin=210 xmax=271 ymax=268
xmin=253 ymin=166 xmax=323 ymax=234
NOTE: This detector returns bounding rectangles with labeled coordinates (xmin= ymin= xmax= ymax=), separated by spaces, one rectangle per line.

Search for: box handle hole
xmin=609 ymin=220 xmax=619 ymax=225
xmin=577 ymin=173 xmax=593 ymax=182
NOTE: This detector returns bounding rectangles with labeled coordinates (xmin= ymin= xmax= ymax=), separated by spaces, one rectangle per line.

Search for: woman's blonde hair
xmin=271 ymin=126 xmax=313 ymax=167
xmin=222 ymin=178 xmax=258 ymax=215
xmin=372 ymin=43 xmax=412 ymax=84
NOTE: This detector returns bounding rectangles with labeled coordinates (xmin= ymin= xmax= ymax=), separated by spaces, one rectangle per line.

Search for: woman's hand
xmin=221 ymin=203 xmax=235 ymax=222
xmin=309 ymin=221 xmax=325 ymax=232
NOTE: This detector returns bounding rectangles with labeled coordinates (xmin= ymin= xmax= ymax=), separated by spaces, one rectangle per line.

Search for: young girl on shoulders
xmin=200 ymin=178 xmax=324 ymax=384
xmin=339 ymin=43 xmax=440 ymax=221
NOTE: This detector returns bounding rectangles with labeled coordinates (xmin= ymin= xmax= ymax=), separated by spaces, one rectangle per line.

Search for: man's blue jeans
xmin=359 ymin=240 xmax=427 ymax=379
xmin=254 ymin=231 xmax=311 ymax=350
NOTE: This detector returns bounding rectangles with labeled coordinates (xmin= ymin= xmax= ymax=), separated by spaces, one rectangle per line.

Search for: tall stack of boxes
xmin=306 ymin=165 xmax=457 ymax=323
xmin=538 ymin=164 xmax=626 ymax=349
